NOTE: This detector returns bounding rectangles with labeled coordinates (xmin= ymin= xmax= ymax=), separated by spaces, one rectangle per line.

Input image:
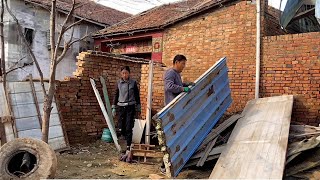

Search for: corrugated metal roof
xmin=152 ymin=57 xmax=232 ymax=177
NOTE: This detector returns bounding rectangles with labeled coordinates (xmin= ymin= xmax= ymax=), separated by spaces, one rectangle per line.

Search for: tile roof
xmin=25 ymin=0 xmax=131 ymax=26
xmin=95 ymin=0 xmax=233 ymax=36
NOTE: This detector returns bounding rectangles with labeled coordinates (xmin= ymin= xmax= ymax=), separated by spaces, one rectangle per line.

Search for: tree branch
xmin=56 ymin=31 xmax=89 ymax=65
xmin=7 ymin=56 xmax=27 ymax=70
xmin=4 ymin=0 xmax=47 ymax=95
xmin=50 ymin=0 xmax=57 ymax=61
xmin=6 ymin=62 xmax=33 ymax=75
xmin=53 ymin=0 xmax=76 ymax=62
xmin=64 ymin=18 xmax=83 ymax=33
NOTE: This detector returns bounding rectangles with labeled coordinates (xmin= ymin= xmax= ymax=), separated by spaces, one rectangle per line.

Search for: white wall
xmin=4 ymin=0 xmax=103 ymax=81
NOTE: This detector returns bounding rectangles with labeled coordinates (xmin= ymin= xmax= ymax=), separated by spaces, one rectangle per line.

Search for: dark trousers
xmin=119 ymin=105 xmax=135 ymax=147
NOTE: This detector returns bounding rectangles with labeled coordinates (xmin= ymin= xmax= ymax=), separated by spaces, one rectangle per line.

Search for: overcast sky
xmin=97 ymin=0 xmax=288 ymax=15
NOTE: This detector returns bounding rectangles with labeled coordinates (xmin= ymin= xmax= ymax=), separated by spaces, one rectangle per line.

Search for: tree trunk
xmin=1 ymin=0 xmax=5 ymax=79
xmin=41 ymin=0 xmax=57 ymax=143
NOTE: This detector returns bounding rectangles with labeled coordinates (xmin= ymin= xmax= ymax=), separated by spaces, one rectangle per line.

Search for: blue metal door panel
xmin=153 ymin=57 xmax=232 ymax=177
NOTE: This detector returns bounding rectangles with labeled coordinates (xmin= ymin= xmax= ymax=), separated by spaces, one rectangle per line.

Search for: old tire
xmin=0 ymin=138 xmax=57 ymax=179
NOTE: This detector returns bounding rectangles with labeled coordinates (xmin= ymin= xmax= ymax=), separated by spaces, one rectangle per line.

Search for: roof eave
xmin=24 ymin=0 xmax=110 ymax=27
xmin=94 ymin=0 xmax=235 ymax=38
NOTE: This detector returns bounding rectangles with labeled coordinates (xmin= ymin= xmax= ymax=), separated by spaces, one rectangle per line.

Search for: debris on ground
xmin=285 ymin=124 xmax=320 ymax=179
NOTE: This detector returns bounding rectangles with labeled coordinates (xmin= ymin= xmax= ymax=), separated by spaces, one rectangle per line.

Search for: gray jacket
xmin=164 ymin=68 xmax=186 ymax=105
xmin=113 ymin=78 xmax=141 ymax=107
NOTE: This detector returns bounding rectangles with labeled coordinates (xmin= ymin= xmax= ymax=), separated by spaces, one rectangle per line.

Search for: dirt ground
xmin=56 ymin=140 xmax=214 ymax=179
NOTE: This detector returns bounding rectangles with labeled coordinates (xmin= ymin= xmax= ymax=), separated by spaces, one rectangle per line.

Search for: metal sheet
xmin=152 ymin=57 xmax=232 ymax=177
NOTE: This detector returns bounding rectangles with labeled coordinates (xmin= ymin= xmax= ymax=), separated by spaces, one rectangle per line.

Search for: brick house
xmin=93 ymin=0 xmax=320 ymax=125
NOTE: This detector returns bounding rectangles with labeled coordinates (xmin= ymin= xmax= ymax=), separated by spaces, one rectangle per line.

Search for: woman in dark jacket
xmin=112 ymin=66 xmax=141 ymax=152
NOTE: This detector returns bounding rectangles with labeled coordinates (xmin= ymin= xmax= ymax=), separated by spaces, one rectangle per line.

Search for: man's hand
xmin=183 ymin=87 xmax=191 ymax=93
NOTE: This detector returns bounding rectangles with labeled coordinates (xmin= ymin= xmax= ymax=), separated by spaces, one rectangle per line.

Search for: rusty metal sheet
xmin=152 ymin=57 xmax=232 ymax=177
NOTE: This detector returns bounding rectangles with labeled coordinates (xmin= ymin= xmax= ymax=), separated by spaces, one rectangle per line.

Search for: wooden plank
xmin=90 ymin=78 xmax=121 ymax=152
xmin=133 ymin=144 xmax=155 ymax=148
xmin=146 ymin=60 xmax=153 ymax=144
xmin=191 ymin=144 xmax=226 ymax=160
xmin=6 ymin=88 xmax=18 ymax=138
xmin=0 ymin=121 xmax=6 ymax=145
xmin=132 ymin=119 xmax=146 ymax=144
xmin=133 ymin=151 xmax=163 ymax=158
xmin=29 ymin=75 xmax=42 ymax=127
xmin=185 ymin=155 xmax=220 ymax=168
xmin=100 ymin=76 xmax=115 ymax=129
xmin=198 ymin=114 xmax=243 ymax=150
xmin=210 ymin=95 xmax=293 ymax=179
xmin=197 ymin=137 xmax=218 ymax=167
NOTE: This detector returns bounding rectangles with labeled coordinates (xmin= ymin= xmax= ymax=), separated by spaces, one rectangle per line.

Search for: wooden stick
xmin=90 ymin=78 xmax=121 ymax=152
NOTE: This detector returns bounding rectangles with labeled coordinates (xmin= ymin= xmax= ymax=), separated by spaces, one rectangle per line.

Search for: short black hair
xmin=173 ymin=54 xmax=187 ymax=64
xmin=121 ymin=66 xmax=130 ymax=73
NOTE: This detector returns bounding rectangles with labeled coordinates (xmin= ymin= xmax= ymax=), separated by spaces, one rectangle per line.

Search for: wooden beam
xmin=100 ymin=76 xmax=115 ymax=129
xmin=185 ymin=154 xmax=220 ymax=168
xmin=145 ymin=60 xmax=154 ymax=145
xmin=292 ymin=7 xmax=315 ymax=22
xmin=90 ymin=78 xmax=121 ymax=152
xmin=0 ymin=121 xmax=6 ymax=145
xmin=28 ymin=74 xmax=42 ymax=127
xmin=198 ymin=114 xmax=243 ymax=151
xmin=197 ymin=137 xmax=218 ymax=167
xmin=191 ymin=144 xmax=225 ymax=160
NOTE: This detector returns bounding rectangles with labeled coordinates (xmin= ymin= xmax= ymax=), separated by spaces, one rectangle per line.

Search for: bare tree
xmin=3 ymin=0 xmax=89 ymax=142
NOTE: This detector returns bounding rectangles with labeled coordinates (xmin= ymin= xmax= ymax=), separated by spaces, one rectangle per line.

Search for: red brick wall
xmin=261 ymin=32 xmax=320 ymax=125
xmin=163 ymin=1 xmax=257 ymax=113
xmin=140 ymin=64 xmax=166 ymax=119
xmin=56 ymin=51 xmax=144 ymax=144
xmin=161 ymin=1 xmax=320 ymax=124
